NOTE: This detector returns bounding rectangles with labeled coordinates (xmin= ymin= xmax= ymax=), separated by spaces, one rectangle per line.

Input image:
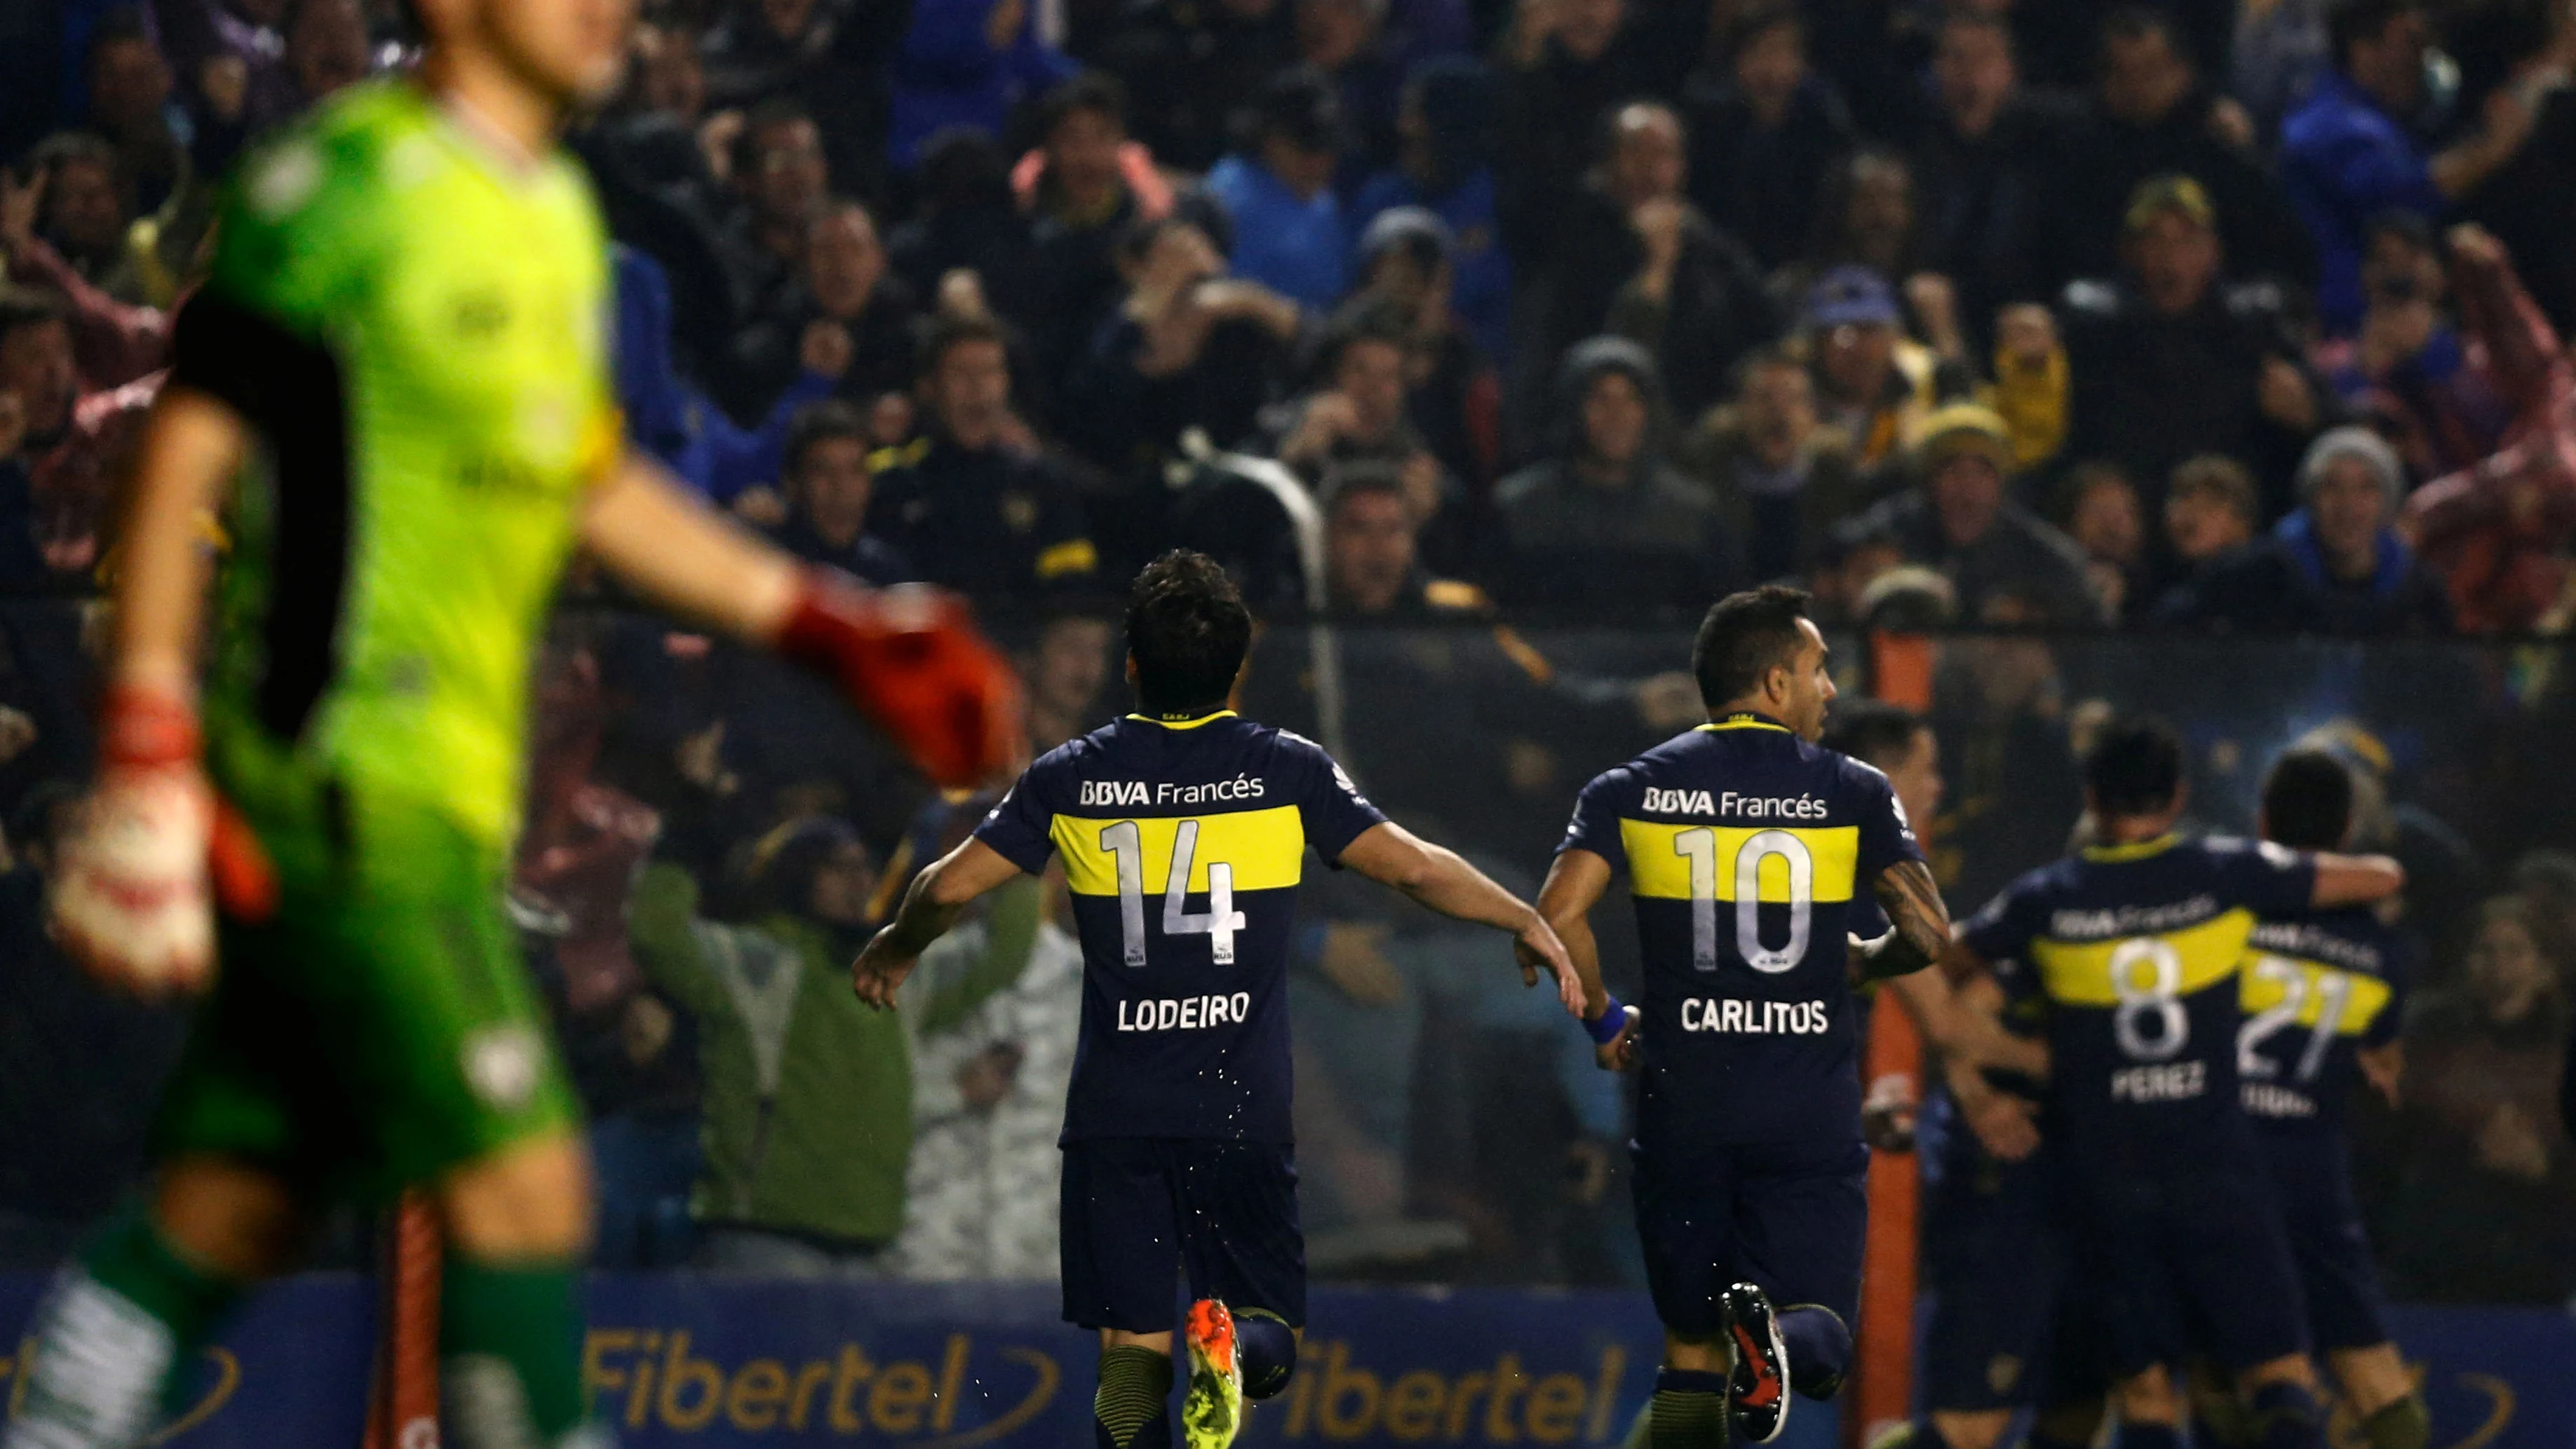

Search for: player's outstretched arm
xmin=2309 ymin=851 xmax=2406 ymax=910
xmin=851 ymin=839 xmax=1027 ymax=1009
xmin=48 ymin=387 xmax=259 ymax=997
xmin=1337 ymin=823 xmax=1581 ymax=1016
xmin=1852 ymin=859 xmax=1952 ymax=980
xmin=582 ymin=454 xmax=1023 ymax=788
xmin=1536 ymin=847 xmax=1638 ymax=1068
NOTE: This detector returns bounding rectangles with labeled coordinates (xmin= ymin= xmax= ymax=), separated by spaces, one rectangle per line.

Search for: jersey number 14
xmin=1675 ymin=828 xmax=1813 ymax=973
xmin=1098 ymin=820 xmax=1248 ymax=966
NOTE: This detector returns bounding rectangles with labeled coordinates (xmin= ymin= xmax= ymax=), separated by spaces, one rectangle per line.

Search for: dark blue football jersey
xmin=2234 ymin=906 xmax=2408 ymax=1135
xmin=1963 ymin=835 xmax=2317 ymax=1161
xmin=1558 ymin=712 xmax=1927 ymax=1147
xmin=973 ymin=710 xmax=1387 ymax=1143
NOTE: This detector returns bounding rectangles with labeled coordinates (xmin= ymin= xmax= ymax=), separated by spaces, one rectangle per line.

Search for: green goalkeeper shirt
xmin=177 ymin=81 xmax=620 ymax=849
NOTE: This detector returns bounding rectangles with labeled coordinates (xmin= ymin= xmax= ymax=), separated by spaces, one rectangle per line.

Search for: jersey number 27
xmin=1098 ymin=820 xmax=1247 ymax=966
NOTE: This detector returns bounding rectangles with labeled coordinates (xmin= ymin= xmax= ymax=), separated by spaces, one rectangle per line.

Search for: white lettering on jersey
xmin=1114 ymin=992 xmax=1253 ymax=1032
xmin=1077 ymin=778 xmax=1269 ymax=808
xmin=2108 ymin=1060 xmax=2207 ymax=1103
xmin=1678 ymin=997 xmax=1831 ymax=1034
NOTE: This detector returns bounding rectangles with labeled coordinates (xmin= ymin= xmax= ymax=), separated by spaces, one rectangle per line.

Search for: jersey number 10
xmin=1674 ymin=828 xmax=1814 ymax=973
xmin=1098 ymin=820 xmax=1248 ymax=967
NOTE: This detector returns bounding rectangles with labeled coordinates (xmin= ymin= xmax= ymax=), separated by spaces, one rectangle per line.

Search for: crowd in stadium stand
xmin=3 ymin=0 xmax=2576 ymax=1295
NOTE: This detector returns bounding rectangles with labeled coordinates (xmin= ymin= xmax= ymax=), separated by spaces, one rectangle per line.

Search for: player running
xmin=851 ymin=552 xmax=1580 ymax=1449
xmin=2201 ymin=750 xmax=2423 ymax=1449
xmin=1538 ymin=586 xmax=1955 ymax=1448
xmin=13 ymin=2 xmax=1020 ymax=1445
xmin=1940 ymin=720 xmax=2404 ymax=1449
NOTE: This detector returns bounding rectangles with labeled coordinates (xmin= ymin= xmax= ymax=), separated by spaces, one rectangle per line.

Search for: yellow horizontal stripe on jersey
xmin=1055 ymin=807 xmax=1306 ymax=897
xmin=2030 ymin=907 xmax=2257 ymax=1006
xmin=2239 ymin=955 xmax=2396 ymax=1037
xmin=1620 ymin=821 xmax=1860 ymax=904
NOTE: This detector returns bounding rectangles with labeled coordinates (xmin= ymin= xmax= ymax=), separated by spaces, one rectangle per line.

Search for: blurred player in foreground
xmin=851 ymin=552 xmax=1580 ymax=1449
xmin=1539 ymin=586 xmax=1954 ymax=1448
xmin=2195 ymin=751 xmax=2423 ymax=1449
xmin=1941 ymin=720 xmax=2403 ymax=1449
xmin=14 ymin=0 xmax=1021 ymax=1445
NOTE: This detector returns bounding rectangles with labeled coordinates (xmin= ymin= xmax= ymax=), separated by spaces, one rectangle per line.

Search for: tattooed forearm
xmin=1855 ymin=860 xmax=1952 ymax=980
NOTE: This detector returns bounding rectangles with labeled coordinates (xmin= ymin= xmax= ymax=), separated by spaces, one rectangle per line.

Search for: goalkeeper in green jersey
xmin=9 ymin=2 xmax=1025 ymax=1447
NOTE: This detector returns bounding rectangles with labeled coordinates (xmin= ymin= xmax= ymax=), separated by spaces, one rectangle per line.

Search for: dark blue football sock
xmin=2249 ymin=1382 xmax=2327 ymax=1449
xmin=1234 ymin=1307 xmax=1297 ymax=1401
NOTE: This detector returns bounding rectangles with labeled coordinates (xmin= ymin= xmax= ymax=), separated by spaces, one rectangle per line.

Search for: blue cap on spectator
xmin=1805 ymin=266 xmax=1900 ymax=330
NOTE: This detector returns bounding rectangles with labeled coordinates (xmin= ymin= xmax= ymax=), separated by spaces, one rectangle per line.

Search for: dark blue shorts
xmin=2255 ymin=1128 xmax=2392 ymax=1352
xmin=2064 ymin=1153 xmax=2309 ymax=1377
xmin=1920 ymin=1145 xmax=2067 ymax=1412
xmin=1059 ymin=1138 xmax=1305 ymax=1333
xmin=1631 ymin=1136 xmax=1867 ymax=1340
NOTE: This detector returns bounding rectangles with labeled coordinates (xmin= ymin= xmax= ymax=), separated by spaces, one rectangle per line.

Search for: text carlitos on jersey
xmin=1078 ymin=777 xmax=1269 ymax=808
xmin=1680 ymin=998 xmax=1830 ymax=1034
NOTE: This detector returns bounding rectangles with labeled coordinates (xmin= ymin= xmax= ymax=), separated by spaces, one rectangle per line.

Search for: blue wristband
xmin=1586 ymin=995 xmax=1629 ymax=1045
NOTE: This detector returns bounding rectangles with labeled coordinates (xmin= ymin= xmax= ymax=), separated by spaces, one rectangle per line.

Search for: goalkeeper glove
xmin=774 ymin=573 xmax=1024 ymax=789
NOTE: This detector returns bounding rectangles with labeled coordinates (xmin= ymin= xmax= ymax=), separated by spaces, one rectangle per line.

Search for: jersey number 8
xmin=1675 ymin=828 xmax=1813 ymax=973
xmin=2110 ymin=937 xmax=2188 ymax=1061
xmin=1098 ymin=820 xmax=1248 ymax=967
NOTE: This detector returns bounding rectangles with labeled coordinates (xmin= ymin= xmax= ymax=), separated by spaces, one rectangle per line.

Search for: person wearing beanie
xmin=2159 ymin=426 xmax=2453 ymax=634
xmin=1838 ymin=403 xmax=2105 ymax=624
xmin=1485 ymin=336 xmax=1746 ymax=612
xmin=1206 ymin=67 xmax=1354 ymax=311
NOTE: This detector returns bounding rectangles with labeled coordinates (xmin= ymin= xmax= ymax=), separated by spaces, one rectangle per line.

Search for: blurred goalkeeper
xmin=11 ymin=1 xmax=1020 ymax=1446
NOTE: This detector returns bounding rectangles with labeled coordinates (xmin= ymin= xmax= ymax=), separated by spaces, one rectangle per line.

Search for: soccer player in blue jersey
xmin=2216 ymin=750 xmax=2425 ymax=1449
xmin=1537 ymin=586 xmax=1957 ymax=1448
xmin=1939 ymin=720 xmax=2405 ymax=1449
xmin=851 ymin=552 xmax=1580 ymax=1449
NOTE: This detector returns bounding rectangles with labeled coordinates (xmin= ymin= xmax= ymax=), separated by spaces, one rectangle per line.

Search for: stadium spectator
xmin=1905 ymin=14 xmax=2058 ymax=347
xmin=1486 ymin=335 xmax=1742 ymax=612
xmin=1784 ymin=149 xmax=1924 ymax=313
xmin=884 ymin=129 xmax=1033 ymax=314
xmin=868 ymin=315 xmax=1100 ymax=602
xmin=2399 ymin=227 xmax=2576 ymax=635
xmin=1842 ymin=403 xmax=2101 ymax=625
xmin=1520 ymin=100 xmax=1774 ymax=423
xmin=0 ymin=164 xmax=168 ymax=389
xmin=1016 ymin=610 xmax=1118 ymax=753
xmin=769 ymin=401 xmax=915 ymax=584
xmin=1800 ymin=266 xmax=1950 ymax=471
xmin=1092 ymin=0 xmax=1297 ymax=173
xmin=2314 ymin=213 xmax=2510 ymax=483
xmin=1267 ymin=305 xmax=1455 ymax=553
xmin=2386 ymin=896 xmax=2576 ymax=1304
xmin=1291 ymin=0 xmax=1404 ymax=174
xmin=616 ymin=247 xmax=836 ymax=506
xmin=886 ymin=0 xmax=1079 ymax=171
xmin=1205 ymin=68 xmax=1352 ymax=314
xmin=721 ymin=198 xmax=919 ymax=426
xmin=722 ymin=101 xmax=836 ymax=338
xmin=1348 ymin=208 xmax=1503 ymax=497
xmin=2151 ymin=452 xmax=2263 ymax=607
xmin=1060 ymin=216 xmax=1301 ymax=485
xmin=1680 ymin=3 xmax=1856 ymax=274
xmin=1986 ymin=302 xmax=2068 ymax=475
xmin=21 ymin=134 xmax=133 ymax=298
xmin=2061 ymin=175 xmax=2328 ymax=516
xmin=1683 ymin=345 xmax=1870 ymax=584
xmin=2161 ymin=426 xmax=2453 ymax=634
xmin=0 ymin=290 xmax=86 ymax=588
xmin=247 ymin=0 xmax=370 ymax=132
xmin=2051 ymin=8 xmax=2312 ymax=295
xmin=2281 ymin=0 xmax=2539 ymax=333
xmin=1319 ymin=461 xmax=1488 ymax=619
xmin=628 ymin=823 xmax=1041 ymax=1274
xmin=1012 ymin=76 xmax=1199 ymax=386
xmin=1495 ymin=0 xmax=1654 ymax=244
xmin=699 ymin=0 xmax=910 ymax=200
xmin=2059 ymin=461 xmax=2150 ymax=622
xmin=79 ymin=9 xmax=189 ymax=219
xmin=1349 ymin=59 xmax=1511 ymax=367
